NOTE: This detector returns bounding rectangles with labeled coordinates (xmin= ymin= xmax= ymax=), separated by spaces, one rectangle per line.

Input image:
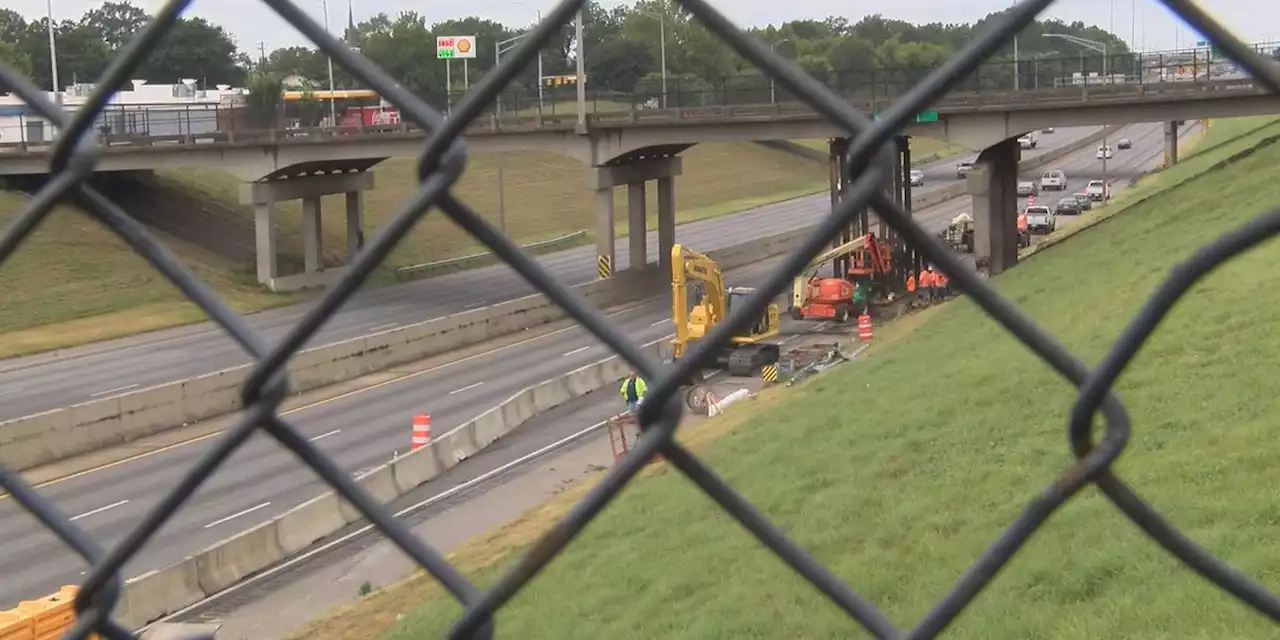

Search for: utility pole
xmin=575 ymin=9 xmax=586 ymax=131
xmin=45 ymin=0 xmax=59 ymax=101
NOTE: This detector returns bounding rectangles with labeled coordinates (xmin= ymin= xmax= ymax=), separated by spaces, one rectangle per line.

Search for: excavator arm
xmin=671 ymin=244 xmax=727 ymax=359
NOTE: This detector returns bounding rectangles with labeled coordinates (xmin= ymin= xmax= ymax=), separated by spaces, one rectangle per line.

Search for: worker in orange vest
xmin=904 ymin=272 xmax=917 ymax=308
xmin=1016 ymin=212 xmax=1029 ymax=247
xmin=918 ymin=268 xmax=933 ymax=304
xmin=934 ymin=268 xmax=949 ymax=300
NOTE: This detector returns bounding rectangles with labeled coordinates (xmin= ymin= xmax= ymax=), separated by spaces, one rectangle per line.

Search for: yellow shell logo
xmin=456 ymin=38 xmax=472 ymax=54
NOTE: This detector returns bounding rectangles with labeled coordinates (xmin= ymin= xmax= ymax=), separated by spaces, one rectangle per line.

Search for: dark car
xmin=1117 ymin=138 xmax=1133 ymax=150
xmin=1055 ymin=197 xmax=1081 ymax=215
xmin=1072 ymin=193 xmax=1093 ymax=211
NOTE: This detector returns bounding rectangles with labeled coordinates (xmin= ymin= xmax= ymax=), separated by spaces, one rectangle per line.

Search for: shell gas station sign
xmin=436 ymin=36 xmax=477 ymax=59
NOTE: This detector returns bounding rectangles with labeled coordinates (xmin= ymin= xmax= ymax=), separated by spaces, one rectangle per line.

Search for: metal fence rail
xmin=0 ymin=0 xmax=1278 ymax=638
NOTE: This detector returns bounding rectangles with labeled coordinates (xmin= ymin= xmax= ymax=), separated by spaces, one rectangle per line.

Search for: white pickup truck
xmin=1024 ymin=205 xmax=1056 ymax=234
xmin=1018 ymin=133 xmax=1039 ymax=149
xmin=1085 ymin=179 xmax=1110 ymax=201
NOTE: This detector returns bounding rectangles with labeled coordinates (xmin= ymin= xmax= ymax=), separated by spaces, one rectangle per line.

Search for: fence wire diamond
xmin=1 ymin=0 xmax=1279 ymax=638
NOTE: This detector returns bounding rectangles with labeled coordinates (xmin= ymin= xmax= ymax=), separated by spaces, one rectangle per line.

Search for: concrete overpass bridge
xmin=1 ymin=77 xmax=1276 ymax=289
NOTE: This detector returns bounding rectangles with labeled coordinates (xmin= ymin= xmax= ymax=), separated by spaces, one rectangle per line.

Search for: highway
xmin=0 ymin=127 xmax=1102 ymax=421
xmin=0 ymin=121 xmax=1186 ymax=608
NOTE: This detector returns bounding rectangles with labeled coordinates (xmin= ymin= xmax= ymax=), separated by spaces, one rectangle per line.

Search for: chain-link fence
xmin=1 ymin=0 xmax=1279 ymax=638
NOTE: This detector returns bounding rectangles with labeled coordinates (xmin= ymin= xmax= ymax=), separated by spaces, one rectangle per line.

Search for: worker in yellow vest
xmin=620 ymin=371 xmax=647 ymax=415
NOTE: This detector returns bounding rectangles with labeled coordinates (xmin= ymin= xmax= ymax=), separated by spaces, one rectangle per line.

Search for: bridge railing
xmin=1 ymin=0 xmax=1279 ymax=638
xmin=1 ymin=40 xmax=1277 ymax=153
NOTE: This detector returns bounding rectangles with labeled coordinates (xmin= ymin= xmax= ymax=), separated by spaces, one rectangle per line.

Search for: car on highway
xmin=1024 ymin=205 xmax=1056 ymax=234
xmin=1085 ymin=179 xmax=1110 ymax=201
xmin=1096 ymin=144 xmax=1114 ymax=160
xmin=1018 ymin=133 xmax=1038 ymax=150
xmin=1055 ymin=196 xmax=1082 ymax=215
xmin=1117 ymin=138 xmax=1133 ymax=150
xmin=1072 ymin=193 xmax=1094 ymax=211
xmin=1016 ymin=180 xmax=1038 ymax=197
xmin=909 ymin=169 xmax=925 ymax=187
xmin=956 ymin=161 xmax=975 ymax=179
xmin=1040 ymin=169 xmax=1067 ymax=191
xmin=1042 ymin=127 xmax=1056 ymax=134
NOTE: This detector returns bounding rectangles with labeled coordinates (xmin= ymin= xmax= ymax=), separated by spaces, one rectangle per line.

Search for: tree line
xmin=1 ymin=0 xmax=1168 ymax=107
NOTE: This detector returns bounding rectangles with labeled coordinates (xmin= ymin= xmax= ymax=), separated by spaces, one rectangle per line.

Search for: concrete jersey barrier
xmin=112 ymin=337 xmax=668 ymax=631
xmin=0 ymin=228 xmax=804 ymax=473
xmin=0 ymin=128 xmax=1111 ymax=473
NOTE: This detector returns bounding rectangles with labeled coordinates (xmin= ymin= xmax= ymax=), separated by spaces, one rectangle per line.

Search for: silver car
xmin=909 ymin=169 xmax=925 ymax=187
xmin=1016 ymin=180 xmax=1038 ymax=197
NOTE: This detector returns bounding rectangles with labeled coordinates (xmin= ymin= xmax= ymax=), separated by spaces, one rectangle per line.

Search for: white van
xmin=1040 ymin=169 xmax=1067 ymax=191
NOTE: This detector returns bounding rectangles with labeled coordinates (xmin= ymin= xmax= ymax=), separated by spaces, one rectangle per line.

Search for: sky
xmin=10 ymin=0 xmax=1277 ymax=57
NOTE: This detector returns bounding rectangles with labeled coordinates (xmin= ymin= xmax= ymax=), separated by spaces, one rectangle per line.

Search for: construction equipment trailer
xmin=671 ymin=244 xmax=781 ymax=377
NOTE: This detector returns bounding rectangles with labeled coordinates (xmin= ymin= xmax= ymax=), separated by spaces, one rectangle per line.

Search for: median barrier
xmin=0 ymin=226 xmax=807 ymax=473
xmin=192 ymin=520 xmax=286 ymax=596
xmin=117 ymin=336 xmax=667 ymax=631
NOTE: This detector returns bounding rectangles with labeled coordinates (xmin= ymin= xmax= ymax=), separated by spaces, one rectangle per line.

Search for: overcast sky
xmin=12 ymin=0 xmax=1277 ymax=56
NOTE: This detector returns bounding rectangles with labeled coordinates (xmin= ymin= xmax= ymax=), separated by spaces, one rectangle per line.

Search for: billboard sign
xmin=436 ymin=36 xmax=477 ymax=59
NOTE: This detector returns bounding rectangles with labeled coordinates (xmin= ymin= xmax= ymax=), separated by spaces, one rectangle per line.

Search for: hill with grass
xmin=290 ymin=115 xmax=1280 ymax=640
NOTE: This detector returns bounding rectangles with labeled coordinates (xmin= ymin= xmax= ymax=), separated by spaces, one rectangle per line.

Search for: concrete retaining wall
xmin=0 ymin=226 xmax=812 ymax=473
xmin=113 ymin=337 xmax=668 ymax=631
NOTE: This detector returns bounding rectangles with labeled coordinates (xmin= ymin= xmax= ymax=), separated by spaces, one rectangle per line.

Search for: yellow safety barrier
xmin=761 ymin=363 xmax=779 ymax=385
xmin=0 ymin=586 xmax=97 ymax=640
xmin=597 ymin=254 xmax=612 ymax=279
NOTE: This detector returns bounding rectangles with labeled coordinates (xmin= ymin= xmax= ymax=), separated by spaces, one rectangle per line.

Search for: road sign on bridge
xmin=871 ymin=110 xmax=939 ymax=123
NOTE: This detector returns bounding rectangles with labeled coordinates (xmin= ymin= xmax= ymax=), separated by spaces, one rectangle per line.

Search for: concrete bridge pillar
xmin=589 ymin=156 xmax=683 ymax=279
xmin=239 ymin=171 xmax=372 ymax=292
xmin=1164 ymin=120 xmax=1180 ymax=168
xmin=968 ymin=137 xmax=1020 ymax=276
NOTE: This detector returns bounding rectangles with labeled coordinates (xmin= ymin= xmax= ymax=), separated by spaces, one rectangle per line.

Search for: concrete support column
xmin=301 ymin=196 xmax=323 ymax=273
xmin=627 ymin=181 xmax=647 ymax=271
xmin=595 ymin=187 xmax=616 ymax=279
xmin=588 ymin=156 xmax=682 ymax=280
xmin=657 ymin=176 xmax=675 ymax=275
xmin=969 ymin=137 xmax=1020 ymax=276
xmin=828 ymin=137 xmax=851 ymax=278
xmin=1164 ymin=120 xmax=1180 ymax=168
xmin=345 ymin=190 xmax=365 ymax=259
xmin=254 ymin=202 xmax=278 ymax=284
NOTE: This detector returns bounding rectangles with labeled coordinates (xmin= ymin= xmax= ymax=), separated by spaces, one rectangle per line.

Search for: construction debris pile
xmin=779 ymin=342 xmax=863 ymax=387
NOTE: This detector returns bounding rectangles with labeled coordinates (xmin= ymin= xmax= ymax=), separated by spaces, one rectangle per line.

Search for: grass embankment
xmin=294 ymin=116 xmax=1280 ymax=639
xmin=0 ymin=142 xmax=826 ymax=358
xmin=797 ymin=136 xmax=965 ymax=164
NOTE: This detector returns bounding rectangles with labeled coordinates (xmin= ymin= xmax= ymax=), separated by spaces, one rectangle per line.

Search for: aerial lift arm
xmin=792 ymin=235 xmax=870 ymax=308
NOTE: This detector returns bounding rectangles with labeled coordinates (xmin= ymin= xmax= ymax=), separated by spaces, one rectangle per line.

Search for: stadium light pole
xmin=769 ymin=38 xmax=790 ymax=103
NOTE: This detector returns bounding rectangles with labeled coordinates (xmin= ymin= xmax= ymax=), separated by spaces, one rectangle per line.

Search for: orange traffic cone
xmin=411 ymin=414 xmax=431 ymax=451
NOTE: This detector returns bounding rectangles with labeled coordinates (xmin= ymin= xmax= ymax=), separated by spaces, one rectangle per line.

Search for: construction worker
xmin=620 ymin=371 xmax=647 ymax=415
xmin=851 ymin=280 xmax=869 ymax=317
xmin=918 ymin=267 xmax=934 ymax=305
xmin=1016 ymin=212 xmax=1029 ymax=248
xmin=904 ymin=271 xmax=917 ymax=308
xmin=934 ymin=267 xmax=949 ymax=300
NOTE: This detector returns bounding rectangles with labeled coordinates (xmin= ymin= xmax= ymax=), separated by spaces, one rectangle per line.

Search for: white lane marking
xmin=463 ymin=301 xmax=488 ymax=309
xmin=0 ymin=386 xmax=23 ymax=397
xmin=562 ymin=346 xmax=590 ymax=357
xmin=448 ymin=381 xmax=486 ymax=395
xmin=368 ymin=323 xmax=399 ymax=333
xmin=69 ymin=499 xmax=129 ymax=522
xmin=309 ymin=429 xmax=342 ymax=442
xmin=650 ymin=319 xmax=670 ymax=327
xmin=90 ymin=384 xmax=138 ymax=398
xmin=203 ymin=502 xmax=272 ymax=530
xmin=147 ymin=416 xmax=616 ymax=630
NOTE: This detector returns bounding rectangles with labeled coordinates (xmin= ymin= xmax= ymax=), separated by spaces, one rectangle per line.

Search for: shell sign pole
xmin=437 ymin=36 xmax=478 ymax=109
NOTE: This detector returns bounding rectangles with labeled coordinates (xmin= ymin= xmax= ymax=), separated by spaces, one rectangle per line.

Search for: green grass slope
xmin=365 ymin=118 xmax=1280 ymax=638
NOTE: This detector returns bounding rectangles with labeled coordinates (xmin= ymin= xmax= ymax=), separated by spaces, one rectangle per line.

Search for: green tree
xmin=80 ymin=1 xmax=150 ymax=51
xmin=244 ymin=70 xmax=283 ymax=128
xmin=138 ymin=17 xmax=247 ymax=86
xmin=262 ymin=46 xmax=329 ymax=83
xmin=0 ymin=40 xmax=32 ymax=77
xmin=19 ymin=19 xmax=111 ymax=89
xmin=294 ymin=78 xmax=321 ymax=127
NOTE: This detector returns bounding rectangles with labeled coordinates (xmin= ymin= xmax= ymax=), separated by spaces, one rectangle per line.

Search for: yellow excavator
xmin=671 ymin=244 xmax=781 ymax=377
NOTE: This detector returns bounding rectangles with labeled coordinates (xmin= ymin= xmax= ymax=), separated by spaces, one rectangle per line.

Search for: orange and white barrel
xmin=411 ymin=414 xmax=431 ymax=451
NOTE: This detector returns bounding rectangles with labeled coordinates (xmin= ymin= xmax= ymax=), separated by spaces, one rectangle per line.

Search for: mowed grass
xmin=0 ymin=194 xmax=295 ymax=356
xmin=0 ymin=142 xmax=825 ymax=358
xmin=796 ymin=135 xmax=965 ymax=164
xmin=160 ymin=142 xmax=827 ymax=280
xmin=295 ymin=120 xmax=1280 ymax=639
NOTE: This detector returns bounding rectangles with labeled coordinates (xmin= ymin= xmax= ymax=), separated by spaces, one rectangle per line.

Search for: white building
xmin=0 ymin=79 xmax=248 ymax=146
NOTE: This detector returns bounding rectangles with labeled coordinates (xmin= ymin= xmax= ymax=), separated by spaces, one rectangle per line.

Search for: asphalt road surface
xmin=0 ymin=120 xmax=1190 ymax=607
xmin=0 ymin=127 xmax=1103 ymax=421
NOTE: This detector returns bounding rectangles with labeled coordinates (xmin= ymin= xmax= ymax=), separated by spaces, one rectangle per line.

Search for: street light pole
xmin=45 ymin=0 xmax=59 ymax=100
xmin=321 ymin=0 xmax=337 ymax=126
xmin=769 ymin=38 xmax=790 ymax=103
xmin=1044 ymin=33 xmax=1110 ymax=195
xmin=575 ymin=9 xmax=586 ymax=129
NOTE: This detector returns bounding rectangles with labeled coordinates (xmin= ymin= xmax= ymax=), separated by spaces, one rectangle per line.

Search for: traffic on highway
xmin=0 ymin=121 xmax=1192 ymax=609
xmin=0 ymin=127 xmax=1104 ymax=422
